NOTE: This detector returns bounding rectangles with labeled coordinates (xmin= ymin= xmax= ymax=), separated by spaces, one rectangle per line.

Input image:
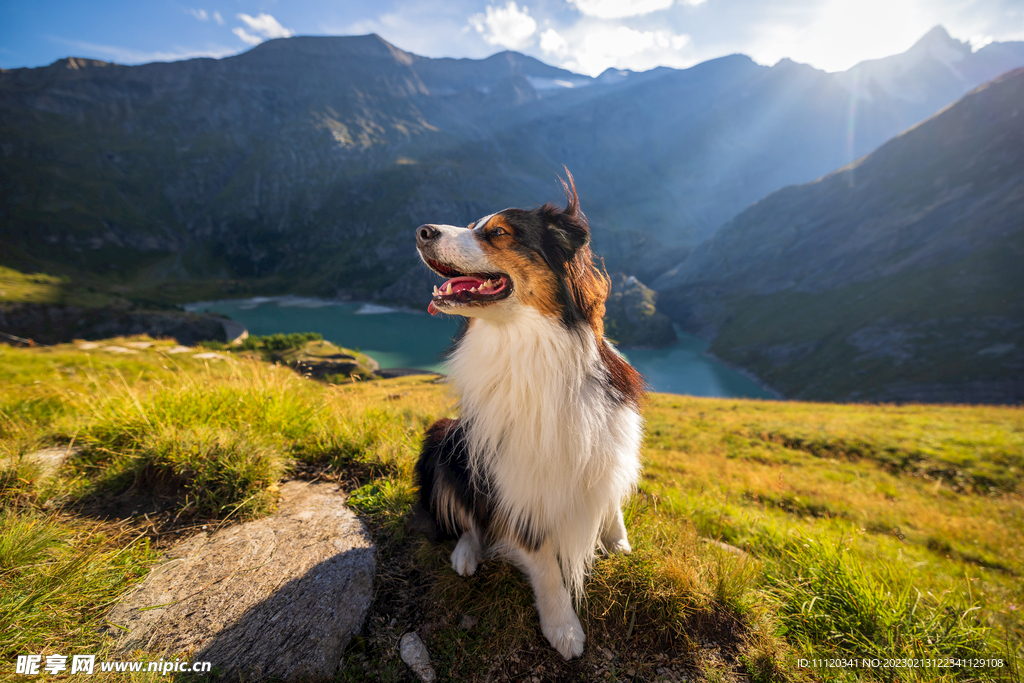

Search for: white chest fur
xmin=446 ymin=307 xmax=643 ymax=595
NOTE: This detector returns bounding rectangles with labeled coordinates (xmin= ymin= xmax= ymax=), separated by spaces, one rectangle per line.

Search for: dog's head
xmin=415 ymin=172 xmax=609 ymax=334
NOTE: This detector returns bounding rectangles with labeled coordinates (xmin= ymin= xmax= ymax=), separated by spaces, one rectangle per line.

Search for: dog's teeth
xmin=433 ymin=286 xmax=440 ymax=296
xmin=470 ymin=287 xmax=478 ymax=293
xmin=445 ymin=283 xmax=453 ymax=295
xmin=484 ymin=279 xmax=493 ymax=289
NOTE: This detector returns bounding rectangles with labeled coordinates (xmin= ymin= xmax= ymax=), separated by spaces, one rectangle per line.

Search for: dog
xmin=412 ymin=172 xmax=645 ymax=660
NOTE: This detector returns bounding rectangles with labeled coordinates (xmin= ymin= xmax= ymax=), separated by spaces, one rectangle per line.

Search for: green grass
xmin=1 ymin=340 xmax=1021 ymax=681
xmin=0 ymin=266 xmax=129 ymax=308
xmin=0 ymin=511 xmax=159 ymax=674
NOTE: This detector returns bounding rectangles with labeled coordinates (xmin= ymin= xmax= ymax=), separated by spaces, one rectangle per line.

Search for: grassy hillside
xmin=1 ymin=340 xmax=1021 ymax=681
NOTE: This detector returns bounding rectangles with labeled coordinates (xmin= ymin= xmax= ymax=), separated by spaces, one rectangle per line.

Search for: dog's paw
xmin=542 ymin=610 xmax=585 ymax=660
xmin=607 ymin=538 xmax=632 ymax=555
xmin=451 ymin=535 xmax=481 ymax=577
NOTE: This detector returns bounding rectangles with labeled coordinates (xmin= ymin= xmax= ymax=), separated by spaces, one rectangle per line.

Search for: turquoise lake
xmin=185 ymin=297 xmax=774 ymax=399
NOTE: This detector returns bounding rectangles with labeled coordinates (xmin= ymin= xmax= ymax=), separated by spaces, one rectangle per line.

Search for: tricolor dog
xmin=413 ymin=173 xmax=644 ymax=660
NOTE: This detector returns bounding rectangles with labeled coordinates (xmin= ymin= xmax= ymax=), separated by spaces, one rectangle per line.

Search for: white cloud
xmin=568 ymin=0 xmax=674 ymax=20
xmin=554 ymin=24 xmax=692 ymax=75
xmin=213 ymin=11 xmax=224 ymax=26
xmin=233 ymin=28 xmax=263 ymax=46
xmin=540 ymin=28 xmax=569 ymax=57
xmin=468 ymin=2 xmax=538 ymax=50
xmin=233 ymin=13 xmax=295 ymax=46
xmin=188 ymin=9 xmax=209 ymax=21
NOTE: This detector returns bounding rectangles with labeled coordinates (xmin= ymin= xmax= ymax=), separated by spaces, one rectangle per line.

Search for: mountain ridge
xmin=655 ymin=67 xmax=1024 ymax=403
xmin=2 ymin=28 xmax=1023 ymax=303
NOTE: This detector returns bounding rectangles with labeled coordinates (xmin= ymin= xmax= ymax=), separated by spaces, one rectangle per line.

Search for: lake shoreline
xmin=703 ymin=349 xmax=785 ymax=401
xmin=186 ymin=296 xmax=774 ymax=399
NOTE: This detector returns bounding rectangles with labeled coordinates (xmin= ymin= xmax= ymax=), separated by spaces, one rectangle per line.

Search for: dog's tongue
xmin=428 ymin=276 xmax=486 ymax=315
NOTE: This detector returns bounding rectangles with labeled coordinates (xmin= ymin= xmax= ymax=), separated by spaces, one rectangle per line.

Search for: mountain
xmin=654 ymin=68 xmax=1024 ymax=404
xmin=2 ymin=29 xmax=1023 ymax=300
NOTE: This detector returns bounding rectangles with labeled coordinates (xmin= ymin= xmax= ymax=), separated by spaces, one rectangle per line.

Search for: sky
xmin=2 ymin=0 xmax=1023 ymax=77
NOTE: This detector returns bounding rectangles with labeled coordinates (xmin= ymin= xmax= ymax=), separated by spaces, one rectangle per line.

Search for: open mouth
xmin=425 ymin=258 xmax=512 ymax=315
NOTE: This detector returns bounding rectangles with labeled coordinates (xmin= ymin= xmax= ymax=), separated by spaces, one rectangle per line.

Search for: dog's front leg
xmin=601 ymin=505 xmax=632 ymax=555
xmin=451 ymin=526 xmax=483 ymax=576
xmin=511 ymin=540 xmax=585 ymax=660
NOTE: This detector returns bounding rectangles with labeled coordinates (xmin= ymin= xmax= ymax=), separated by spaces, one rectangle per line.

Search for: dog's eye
xmin=491 ymin=227 xmax=507 ymax=236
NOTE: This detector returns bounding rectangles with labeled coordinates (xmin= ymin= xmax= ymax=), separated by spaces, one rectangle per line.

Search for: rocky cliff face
xmin=604 ymin=273 xmax=677 ymax=349
xmin=0 ymin=303 xmax=229 ymax=345
xmin=655 ymin=68 xmax=1024 ymax=404
xmin=3 ymin=30 xmax=1022 ymax=301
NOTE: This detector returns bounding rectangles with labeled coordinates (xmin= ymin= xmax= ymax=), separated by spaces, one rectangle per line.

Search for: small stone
xmin=23 ymin=445 xmax=80 ymax=479
xmin=399 ymin=633 xmax=436 ymax=683
xmin=601 ymin=647 xmax=614 ymax=661
xmin=460 ymin=614 xmax=479 ymax=630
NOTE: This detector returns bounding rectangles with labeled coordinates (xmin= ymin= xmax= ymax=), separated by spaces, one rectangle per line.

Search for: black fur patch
xmin=415 ymin=417 xmax=544 ymax=551
xmin=497 ymin=208 xmax=590 ymax=331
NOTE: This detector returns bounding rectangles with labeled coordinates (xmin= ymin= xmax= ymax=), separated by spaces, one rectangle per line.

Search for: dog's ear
xmin=542 ymin=169 xmax=590 ymax=263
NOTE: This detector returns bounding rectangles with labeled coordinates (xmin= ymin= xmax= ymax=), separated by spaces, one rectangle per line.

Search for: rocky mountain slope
xmin=654 ymin=68 xmax=1024 ymax=403
xmin=3 ymin=29 xmax=1022 ymax=298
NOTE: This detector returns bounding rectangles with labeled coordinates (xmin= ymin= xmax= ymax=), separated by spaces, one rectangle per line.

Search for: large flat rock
xmin=107 ymin=481 xmax=375 ymax=681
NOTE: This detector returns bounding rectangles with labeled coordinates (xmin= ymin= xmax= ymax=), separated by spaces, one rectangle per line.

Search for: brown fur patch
xmin=477 ymin=240 xmax=563 ymax=319
xmin=599 ymin=341 xmax=647 ymax=407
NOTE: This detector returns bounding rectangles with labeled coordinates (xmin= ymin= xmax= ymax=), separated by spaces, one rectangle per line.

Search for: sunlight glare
xmin=752 ymin=0 xmax=936 ymax=72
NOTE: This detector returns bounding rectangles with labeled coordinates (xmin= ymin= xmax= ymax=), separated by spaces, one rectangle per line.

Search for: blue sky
xmin=2 ymin=0 xmax=1023 ymax=76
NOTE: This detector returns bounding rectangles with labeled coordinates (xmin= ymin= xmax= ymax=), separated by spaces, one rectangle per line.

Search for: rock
xmin=284 ymin=341 xmax=379 ymax=381
xmin=0 ymin=303 xmax=228 ymax=346
xmin=221 ymin=319 xmax=248 ymax=344
xmin=377 ymin=367 xmax=441 ymax=379
xmin=293 ymin=357 xmax=362 ymax=378
xmin=399 ymin=633 xmax=436 ymax=683
xmin=24 ymin=445 xmax=79 ymax=478
xmin=102 ymin=345 xmax=138 ymax=354
xmin=106 ymin=481 xmax=375 ymax=681
xmin=459 ymin=614 xmax=479 ymax=630
xmin=603 ymin=273 xmax=677 ymax=349
xmin=702 ymin=538 xmax=751 ymax=559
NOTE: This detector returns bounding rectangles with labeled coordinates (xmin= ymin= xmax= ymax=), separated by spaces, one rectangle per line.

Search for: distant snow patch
xmin=527 ymin=77 xmax=592 ymax=90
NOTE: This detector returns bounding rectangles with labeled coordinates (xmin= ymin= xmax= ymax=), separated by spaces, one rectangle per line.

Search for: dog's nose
xmin=416 ymin=224 xmax=440 ymax=245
